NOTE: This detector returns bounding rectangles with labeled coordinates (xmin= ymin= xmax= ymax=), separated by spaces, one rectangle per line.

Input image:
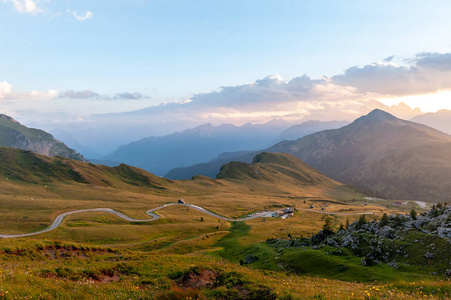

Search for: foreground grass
xmin=0 ymin=240 xmax=449 ymax=299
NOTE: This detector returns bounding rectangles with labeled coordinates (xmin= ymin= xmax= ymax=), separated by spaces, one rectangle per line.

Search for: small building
xmin=178 ymin=199 xmax=186 ymax=204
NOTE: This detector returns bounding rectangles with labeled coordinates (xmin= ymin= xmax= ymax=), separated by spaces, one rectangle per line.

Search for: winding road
xmin=0 ymin=203 xmax=375 ymax=239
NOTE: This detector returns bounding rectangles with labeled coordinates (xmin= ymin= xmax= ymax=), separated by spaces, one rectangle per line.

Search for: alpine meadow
xmin=1 ymin=1 xmax=451 ymax=299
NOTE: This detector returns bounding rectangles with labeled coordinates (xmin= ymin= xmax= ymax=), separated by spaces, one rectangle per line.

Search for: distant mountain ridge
xmin=411 ymin=109 xmax=451 ymax=135
xmin=0 ymin=114 xmax=86 ymax=162
xmin=104 ymin=119 xmax=292 ymax=176
xmin=273 ymin=120 xmax=349 ymax=143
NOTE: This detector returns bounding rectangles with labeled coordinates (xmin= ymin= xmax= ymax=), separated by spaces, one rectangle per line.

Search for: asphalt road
xmin=0 ymin=203 xmax=374 ymax=239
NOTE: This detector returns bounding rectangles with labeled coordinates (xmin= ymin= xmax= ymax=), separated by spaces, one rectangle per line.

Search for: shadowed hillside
xmin=0 ymin=146 xmax=170 ymax=189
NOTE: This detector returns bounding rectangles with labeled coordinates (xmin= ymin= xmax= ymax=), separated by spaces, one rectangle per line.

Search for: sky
xmin=1 ymin=0 xmax=451 ymax=153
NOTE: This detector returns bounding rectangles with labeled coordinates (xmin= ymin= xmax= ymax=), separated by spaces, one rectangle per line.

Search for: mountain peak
xmin=0 ymin=114 xmax=20 ymax=124
xmin=352 ymin=109 xmax=398 ymax=126
xmin=365 ymin=109 xmax=398 ymax=121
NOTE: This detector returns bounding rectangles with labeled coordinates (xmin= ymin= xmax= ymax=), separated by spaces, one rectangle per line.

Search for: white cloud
xmin=332 ymin=52 xmax=451 ymax=96
xmin=0 ymin=81 xmax=57 ymax=100
xmin=2 ymin=0 xmax=43 ymax=14
xmin=0 ymin=81 xmax=13 ymax=98
xmin=67 ymin=10 xmax=93 ymax=21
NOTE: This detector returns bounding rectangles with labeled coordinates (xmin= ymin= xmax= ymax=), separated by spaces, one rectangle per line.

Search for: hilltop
xmin=217 ymin=152 xmax=335 ymax=187
xmin=0 ymin=114 xmax=86 ymax=162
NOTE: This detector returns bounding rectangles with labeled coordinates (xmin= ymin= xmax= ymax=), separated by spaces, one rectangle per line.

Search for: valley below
xmin=0 ymin=149 xmax=449 ymax=299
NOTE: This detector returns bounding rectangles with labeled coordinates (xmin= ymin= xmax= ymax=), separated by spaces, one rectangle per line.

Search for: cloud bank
xmin=0 ymin=83 xmax=149 ymax=101
xmin=5 ymin=51 xmax=451 ymax=141
xmin=58 ymin=90 xmax=150 ymax=100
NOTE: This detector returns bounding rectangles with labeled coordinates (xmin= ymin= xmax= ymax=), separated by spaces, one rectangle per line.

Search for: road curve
xmin=0 ymin=203 xmax=375 ymax=239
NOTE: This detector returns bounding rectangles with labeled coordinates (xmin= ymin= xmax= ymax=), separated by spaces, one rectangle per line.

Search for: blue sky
xmin=1 ymin=0 xmax=451 ymax=142
xmin=2 ymin=1 xmax=451 ymax=100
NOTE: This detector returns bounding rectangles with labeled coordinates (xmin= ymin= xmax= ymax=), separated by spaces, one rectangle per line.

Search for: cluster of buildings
xmin=272 ymin=207 xmax=295 ymax=219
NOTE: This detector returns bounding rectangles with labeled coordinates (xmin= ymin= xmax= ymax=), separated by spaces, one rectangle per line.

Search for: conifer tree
xmin=323 ymin=216 xmax=334 ymax=235
xmin=379 ymin=213 xmax=389 ymax=227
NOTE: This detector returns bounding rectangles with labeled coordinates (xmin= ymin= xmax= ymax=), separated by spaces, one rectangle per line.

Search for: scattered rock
xmin=244 ymin=254 xmax=259 ymax=264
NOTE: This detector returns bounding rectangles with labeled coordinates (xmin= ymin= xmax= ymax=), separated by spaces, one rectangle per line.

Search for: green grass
xmin=0 ymin=239 xmax=448 ymax=299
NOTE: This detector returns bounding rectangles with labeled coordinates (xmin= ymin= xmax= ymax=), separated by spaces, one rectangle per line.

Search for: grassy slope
xmin=0 ymin=147 xmax=441 ymax=299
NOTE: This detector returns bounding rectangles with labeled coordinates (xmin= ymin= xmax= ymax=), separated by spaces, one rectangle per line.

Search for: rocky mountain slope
xmin=266 ymin=205 xmax=451 ymax=280
xmin=0 ymin=114 xmax=86 ymax=162
xmin=267 ymin=109 xmax=451 ymax=202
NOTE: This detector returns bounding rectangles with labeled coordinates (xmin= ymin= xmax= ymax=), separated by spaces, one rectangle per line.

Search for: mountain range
xmin=272 ymin=120 xmax=349 ymax=144
xmin=411 ymin=109 xmax=451 ymax=135
xmin=104 ymin=119 xmax=352 ymax=176
xmin=0 ymin=114 xmax=86 ymax=162
xmin=104 ymin=119 xmax=292 ymax=176
xmin=167 ymin=109 xmax=451 ymax=202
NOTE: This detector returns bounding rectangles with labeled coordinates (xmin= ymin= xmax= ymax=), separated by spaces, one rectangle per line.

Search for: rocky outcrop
xmin=267 ymin=205 xmax=451 ymax=276
xmin=0 ymin=114 xmax=86 ymax=162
